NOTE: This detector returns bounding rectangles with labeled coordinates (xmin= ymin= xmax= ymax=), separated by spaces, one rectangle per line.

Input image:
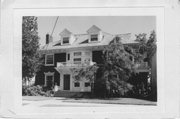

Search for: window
xmin=73 ymin=58 xmax=81 ymax=64
xmin=44 ymin=72 xmax=54 ymax=89
xmin=74 ymin=52 xmax=82 ymax=56
xmin=63 ymin=37 xmax=69 ymax=44
xmin=74 ymin=82 xmax=80 ymax=87
xmin=90 ymin=34 xmax=98 ymax=41
xmin=85 ymin=82 xmax=90 ymax=87
xmin=45 ymin=54 xmax=54 ymax=65
xmin=67 ymin=53 xmax=70 ymax=60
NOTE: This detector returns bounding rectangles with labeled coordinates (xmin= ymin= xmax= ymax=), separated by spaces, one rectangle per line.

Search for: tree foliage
xmin=71 ymin=64 xmax=99 ymax=95
xmin=96 ymin=37 xmax=135 ymax=97
xmin=130 ymin=30 xmax=157 ymax=99
xmin=72 ymin=65 xmax=99 ymax=83
xmin=135 ymin=30 xmax=156 ymax=65
xmin=69 ymin=31 xmax=157 ymax=99
xmin=22 ymin=16 xmax=42 ymax=81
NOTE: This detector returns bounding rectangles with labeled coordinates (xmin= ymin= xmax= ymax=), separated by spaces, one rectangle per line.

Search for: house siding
xmin=35 ymin=53 xmax=66 ymax=86
xmin=35 ymin=49 xmax=104 ymax=91
xmin=35 ymin=66 xmax=60 ymax=86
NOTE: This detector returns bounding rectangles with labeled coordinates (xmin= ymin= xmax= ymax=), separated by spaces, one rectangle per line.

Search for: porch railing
xmin=135 ymin=62 xmax=149 ymax=70
xmin=57 ymin=61 xmax=96 ymax=68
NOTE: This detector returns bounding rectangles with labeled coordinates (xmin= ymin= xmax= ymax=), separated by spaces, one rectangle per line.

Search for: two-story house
xmin=35 ymin=25 xmax=149 ymax=93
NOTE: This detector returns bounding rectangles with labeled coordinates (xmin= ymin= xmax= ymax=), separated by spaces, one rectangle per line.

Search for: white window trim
xmin=45 ymin=54 xmax=54 ymax=66
xmin=44 ymin=72 xmax=54 ymax=87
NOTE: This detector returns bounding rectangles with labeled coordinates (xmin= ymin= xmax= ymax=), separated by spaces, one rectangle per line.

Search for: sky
xmin=37 ymin=16 xmax=156 ymax=46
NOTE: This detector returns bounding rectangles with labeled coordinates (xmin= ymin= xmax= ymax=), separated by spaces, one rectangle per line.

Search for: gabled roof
xmin=59 ymin=28 xmax=72 ymax=36
xmin=87 ymin=25 xmax=101 ymax=33
xmin=41 ymin=25 xmax=138 ymax=51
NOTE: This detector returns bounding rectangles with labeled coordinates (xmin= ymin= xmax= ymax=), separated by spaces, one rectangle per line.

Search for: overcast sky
xmin=37 ymin=16 xmax=156 ymax=46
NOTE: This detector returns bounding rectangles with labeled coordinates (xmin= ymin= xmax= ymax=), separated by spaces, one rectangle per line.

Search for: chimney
xmin=46 ymin=33 xmax=53 ymax=44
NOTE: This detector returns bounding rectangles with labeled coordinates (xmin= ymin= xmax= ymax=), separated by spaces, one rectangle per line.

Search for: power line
xmin=51 ymin=16 xmax=59 ymax=36
xmin=44 ymin=16 xmax=59 ymax=52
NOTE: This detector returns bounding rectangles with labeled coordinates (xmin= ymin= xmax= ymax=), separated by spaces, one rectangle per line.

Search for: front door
xmin=63 ymin=74 xmax=70 ymax=90
xmin=46 ymin=75 xmax=53 ymax=89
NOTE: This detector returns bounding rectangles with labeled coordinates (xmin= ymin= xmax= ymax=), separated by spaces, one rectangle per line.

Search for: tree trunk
xmin=91 ymin=82 xmax=94 ymax=97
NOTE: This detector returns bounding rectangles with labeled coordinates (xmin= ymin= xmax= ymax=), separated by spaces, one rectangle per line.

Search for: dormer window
xmin=63 ymin=37 xmax=69 ymax=44
xmin=90 ymin=34 xmax=98 ymax=42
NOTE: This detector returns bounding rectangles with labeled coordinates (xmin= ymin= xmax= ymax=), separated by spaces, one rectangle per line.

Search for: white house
xmin=35 ymin=25 xmax=149 ymax=93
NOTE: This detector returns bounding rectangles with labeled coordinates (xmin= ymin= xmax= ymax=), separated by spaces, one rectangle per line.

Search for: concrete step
xmin=54 ymin=91 xmax=85 ymax=98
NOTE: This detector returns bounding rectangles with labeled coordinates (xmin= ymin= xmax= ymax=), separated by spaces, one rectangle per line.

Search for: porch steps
xmin=54 ymin=90 xmax=90 ymax=98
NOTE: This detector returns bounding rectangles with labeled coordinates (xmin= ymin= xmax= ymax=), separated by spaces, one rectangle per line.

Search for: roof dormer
xmin=60 ymin=28 xmax=72 ymax=36
xmin=87 ymin=25 xmax=103 ymax=42
xmin=87 ymin=25 xmax=101 ymax=34
xmin=59 ymin=28 xmax=75 ymax=45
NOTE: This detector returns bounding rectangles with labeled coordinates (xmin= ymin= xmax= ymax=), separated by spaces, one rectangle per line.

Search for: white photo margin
xmin=1 ymin=0 xmax=180 ymax=118
xmin=13 ymin=7 xmax=166 ymax=117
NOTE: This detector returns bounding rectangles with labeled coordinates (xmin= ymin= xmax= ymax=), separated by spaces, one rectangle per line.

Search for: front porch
xmin=55 ymin=67 xmax=91 ymax=93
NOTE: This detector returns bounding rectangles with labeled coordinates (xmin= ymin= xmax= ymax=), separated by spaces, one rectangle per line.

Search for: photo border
xmin=1 ymin=0 xmax=180 ymax=118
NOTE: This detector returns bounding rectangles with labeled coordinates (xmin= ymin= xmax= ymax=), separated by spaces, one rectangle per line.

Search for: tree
xmin=134 ymin=31 xmax=157 ymax=100
xmin=22 ymin=16 xmax=42 ymax=85
xmin=135 ymin=31 xmax=156 ymax=64
xmin=146 ymin=31 xmax=157 ymax=65
xmin=98 ymin=37 xmax=135 ymax=97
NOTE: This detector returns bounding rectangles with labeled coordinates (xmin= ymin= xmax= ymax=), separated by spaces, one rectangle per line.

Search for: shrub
xmin=22 ymin=85 xmax=54 ymax=97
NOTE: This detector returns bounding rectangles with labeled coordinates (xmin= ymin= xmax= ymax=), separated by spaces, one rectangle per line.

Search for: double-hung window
xmin=90 ymin=34 xmax=98 ymax=42
xmin=74 ymin=52 xmax=82 ymax=56
xmin=45 ymin=54 xmax=54 ymax=66
xmin=63 ymin=37 xmax=69 ymax=44
xmin=73 ymin=58 xmax=81 ymax=64
xmin=73 ymin=52 xmax=82 ymax=64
